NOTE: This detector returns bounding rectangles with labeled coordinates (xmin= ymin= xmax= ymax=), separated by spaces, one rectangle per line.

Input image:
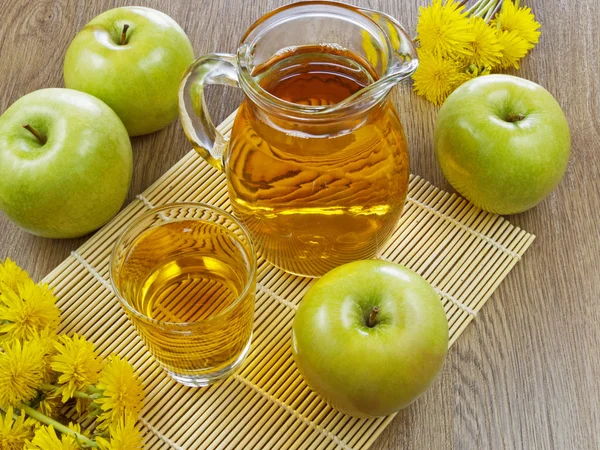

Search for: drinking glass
xmin=110 ymin=203 xmax=256 ymax=387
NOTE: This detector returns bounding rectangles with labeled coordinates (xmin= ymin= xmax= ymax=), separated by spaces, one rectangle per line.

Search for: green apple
xmin=0 ymin=88 xmax=132 ymax=238
xmin=292 ymin=260 xmax=448 ymax=418
xmin=64 ymin=7 xmax=194 ymax=136
xmin=435 ymin=74 xmax=570 ymax=215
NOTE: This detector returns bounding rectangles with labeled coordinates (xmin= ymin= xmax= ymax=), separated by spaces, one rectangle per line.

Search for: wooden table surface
xmin=1 ymin=0 xmax=598 ymax=448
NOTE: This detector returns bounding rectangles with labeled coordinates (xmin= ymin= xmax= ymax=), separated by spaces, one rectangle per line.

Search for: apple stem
xmin=367 ymin=306 xmax=380 ymax=328
xmin=506 ymin=113 xmax=526 ymax=123
xmin=120 ymin=24 xmax=130 ymax=45
xmin=22 ymin=123 xmax=46 ymax=145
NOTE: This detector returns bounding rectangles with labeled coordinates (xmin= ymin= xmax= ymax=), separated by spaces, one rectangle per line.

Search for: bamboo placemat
xmin=42 ymin=111 xmax=535 ymax=450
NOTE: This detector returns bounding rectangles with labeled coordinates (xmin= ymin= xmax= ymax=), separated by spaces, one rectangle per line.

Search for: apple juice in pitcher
xmin=226 ymin=47 xmax=409 ymax=276
xmin=179 ymin=1 xmax=418 ymax=277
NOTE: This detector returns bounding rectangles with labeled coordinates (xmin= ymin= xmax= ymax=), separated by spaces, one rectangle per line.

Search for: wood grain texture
xmin=0 ymin=0 xmax=598 ymax=449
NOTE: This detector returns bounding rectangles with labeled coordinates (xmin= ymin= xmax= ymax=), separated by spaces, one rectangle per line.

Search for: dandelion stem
xmin=39 ymin=383 xmax=99 ymax=400
xmin=39 ymin=383 xmax=56 ymax=392
xmin=466 ymin=0 xmax=486 ymax=14
xmin=485 ymin=0 xmax=504 ymax=21
xmin=20 ymin=404 xmax=99 ymax=447
xmin=469 ymin=0 xmax=499 ymax=17
xmin=87 ymin=385 xmax=103 ymax=395
xmin=477 ymin=0 xmax=495 ymax=16
xmin=73 ymin=390 xmax=98 ymax=400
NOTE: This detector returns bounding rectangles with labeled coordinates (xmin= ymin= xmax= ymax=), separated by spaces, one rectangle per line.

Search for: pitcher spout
xmin=360 ymin=9 xmax=419 ymax=82
xmin=322 ymin=7 xmax=418 ymax=114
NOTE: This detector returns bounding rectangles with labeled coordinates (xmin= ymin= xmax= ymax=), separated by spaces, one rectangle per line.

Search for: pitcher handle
xmin=178 ymin=53 xmax=239 ymax=171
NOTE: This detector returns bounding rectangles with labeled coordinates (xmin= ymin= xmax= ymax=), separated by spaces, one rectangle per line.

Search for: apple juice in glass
xmin=110 ymin=204 xmax=256 ymax=387
xmin=179 ymin=1 xmax=418 ymax=277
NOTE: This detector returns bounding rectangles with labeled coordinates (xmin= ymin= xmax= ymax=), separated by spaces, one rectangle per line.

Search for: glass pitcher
xmin=179 ymin=1 xmax=418 ymax=277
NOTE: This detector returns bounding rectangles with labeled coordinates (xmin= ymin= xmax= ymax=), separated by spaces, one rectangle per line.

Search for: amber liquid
xmin=227 ymin=47 xmax=409 ymax=276
xmin=114 ymin=220 xmax=255 ymax=378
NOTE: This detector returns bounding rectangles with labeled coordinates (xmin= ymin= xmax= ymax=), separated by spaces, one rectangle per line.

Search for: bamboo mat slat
xmin=42 ymin=110 xmax=535 ymax=450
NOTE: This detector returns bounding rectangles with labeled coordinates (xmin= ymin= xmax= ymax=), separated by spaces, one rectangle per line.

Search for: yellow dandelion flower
xmin=468 ymin=17 xmax=503 ymax=67
xmin=493 ymin=0 xmax=541 ymax=49
xmin=412 ymin=51 xmax=470 ymax=105
xmin=496 ymin=29 xmax=530 ymax=69
xmin=464 ymin=63 xmax=492 ymax=80
xmin=0 ymin=259 xmax=31 ymax=293
xmin=36 ymin=392 xmax=63 ymax=419
xmin=74 ymin=394 xmax=93 ymax=416
xmin=24 ymin=417 xmax=40 ymax=431
xmin=416 ymin=0 xmax=474 ymax=58
xmin=0 ymin=278 xmax=60 ymax=343
xmin=51 ymin=334 xmax=102 ymax=402
xmin=30 ymin=328 xmax=59 ymax=384
xmin=66 ymin=422 xmax=83 ymax=436
xmin=96 ymin=414 xmax=143 ymax=450
xmin=0 ymin=407 xmax=33 ymax=449
xmin=95 ymin=355 xmax=144 ymax=428
xmin=24 ymin=425 xmax=79 ymax=450
xmin=0 ymin=339 xmax=45 ymax=408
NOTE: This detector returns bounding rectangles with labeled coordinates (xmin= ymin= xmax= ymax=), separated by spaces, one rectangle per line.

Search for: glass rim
xmin=109 ymin=202 xmax=257 ymax=328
